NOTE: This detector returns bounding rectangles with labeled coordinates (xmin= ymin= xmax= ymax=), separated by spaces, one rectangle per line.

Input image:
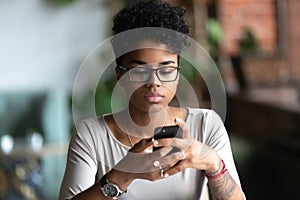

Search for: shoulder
xmin=72 ymin=116 xmax=108 ymax=145
xmin=186 ymin=107 xmax=218 ymax=120
xmin=77 ymin=116 xmax=106 ymax=133
xmin=186 ymin=108 xmax=224 ymax=136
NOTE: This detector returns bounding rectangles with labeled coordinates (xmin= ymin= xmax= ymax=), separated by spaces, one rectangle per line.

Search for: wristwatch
xmin=99 ymin=174 xmax=126 ymax=199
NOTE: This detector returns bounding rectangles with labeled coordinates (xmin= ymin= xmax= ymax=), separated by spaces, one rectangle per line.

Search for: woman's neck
xmin=131 ymin=106 xmax=172 ymax=125
xmin=123 ymin=103 xmax=175 ymax=138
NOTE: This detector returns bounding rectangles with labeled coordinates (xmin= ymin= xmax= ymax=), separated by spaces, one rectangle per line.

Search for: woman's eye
xmin=159 ymin=68 xmax=175 ymax=74
xmin=132 ymin=68 xmax=148 ymax=75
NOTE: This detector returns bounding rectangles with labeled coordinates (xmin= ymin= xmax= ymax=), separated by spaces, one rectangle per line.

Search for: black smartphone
xmin=153 ymin=125 xmax=183 ymax=152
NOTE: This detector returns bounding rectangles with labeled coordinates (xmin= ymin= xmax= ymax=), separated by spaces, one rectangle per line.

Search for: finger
xmin=154 ymin=138 xmax=180 ymax=148
xmin=152 ymin=146 xmax=173 ymax=157
xmin=151 ymin=152 xmax=183 ymax=179
xmin=163 ymin=160 xmax=187 ymax=177
xmin=153 ymin=137 xmax=194 ymax=153
xmin=174 ymin=118 xmax=190 ymax=138
xmin=159 ymin=151 xmax=183 ymax=168
xmin=146 ymin=166 xmax=167 ymax=181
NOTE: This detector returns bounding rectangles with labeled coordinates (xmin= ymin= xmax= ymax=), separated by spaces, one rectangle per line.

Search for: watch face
xmin=103 ymin=184 xmax=118 ymax=197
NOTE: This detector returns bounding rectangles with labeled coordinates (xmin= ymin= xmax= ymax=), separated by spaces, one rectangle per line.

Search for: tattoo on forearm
xmin=208 ymin=171 xmax=237 ymax=200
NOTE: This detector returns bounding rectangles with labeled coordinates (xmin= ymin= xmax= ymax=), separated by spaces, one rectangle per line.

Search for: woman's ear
xmin=115 ymin=67 xmax=123 ymax=80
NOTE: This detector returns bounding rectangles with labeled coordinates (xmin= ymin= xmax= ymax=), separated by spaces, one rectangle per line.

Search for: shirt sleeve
xmin=59 ymin=120 xmax=98 ymax=200
xmin=203 ymin=110 xmax=242 ymax=187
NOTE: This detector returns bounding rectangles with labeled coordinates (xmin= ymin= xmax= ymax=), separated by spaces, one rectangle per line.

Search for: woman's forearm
xmin=71 ymin=169 xmax=134 ymax=200
xmin=71 ymin=184 xmax=107 ymax=200
xmin=208 ymin=171 xmax=244 ymax=200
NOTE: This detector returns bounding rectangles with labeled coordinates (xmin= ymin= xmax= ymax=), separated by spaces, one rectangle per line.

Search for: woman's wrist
xmin=205 ymin=158 xmax=223 ymax=176
xmin=106 ymin=169 xmax=134 ymax=191
xmin=206 ymin=160 xmax=227 ymax=180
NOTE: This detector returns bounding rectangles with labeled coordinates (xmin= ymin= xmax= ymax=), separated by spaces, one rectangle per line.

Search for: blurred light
xmin=27 ymin=132 xmax=43 ymax=152
xmin=0 ymin=134 xmax=14 ymax=154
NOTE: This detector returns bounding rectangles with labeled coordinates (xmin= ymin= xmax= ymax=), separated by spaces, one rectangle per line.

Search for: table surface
xmin=226 ymin=85 xmax=300 ymax=141
xmin=227 ymin=85 xmax=300 ymax=115
xmin=1 ymin=142 xmax=68 ymax=158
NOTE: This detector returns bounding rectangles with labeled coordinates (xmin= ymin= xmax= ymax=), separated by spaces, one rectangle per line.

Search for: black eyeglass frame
xmin=116 ymin=65 xmax=181 ymax=82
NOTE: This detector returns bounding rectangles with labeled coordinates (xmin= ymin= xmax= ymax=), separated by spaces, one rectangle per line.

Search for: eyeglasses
xmin=117 ymin=65 xmax=180 ymax=82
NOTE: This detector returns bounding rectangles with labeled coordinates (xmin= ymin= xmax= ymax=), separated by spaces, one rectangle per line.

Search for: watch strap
xmin=100 ymin=173 xmax=108 ymax=187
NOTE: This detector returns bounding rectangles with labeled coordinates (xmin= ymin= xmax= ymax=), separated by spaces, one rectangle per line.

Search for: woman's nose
xmin=146 ymin=71 xmax=161 ymax=86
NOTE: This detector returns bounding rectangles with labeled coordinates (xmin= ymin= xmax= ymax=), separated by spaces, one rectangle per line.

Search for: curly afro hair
xmin=112 ymin=0 xmax=189 ymax=35
xmin=111 ymin=0 xmax=190 ymax=65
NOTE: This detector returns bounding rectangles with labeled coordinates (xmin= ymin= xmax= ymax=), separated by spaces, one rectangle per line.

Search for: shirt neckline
xmin=101 ymin=107 xmax=191 ymax=149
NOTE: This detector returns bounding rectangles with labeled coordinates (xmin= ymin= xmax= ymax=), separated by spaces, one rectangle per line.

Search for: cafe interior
xmin=0 ymin=0 xmax=299 ymax=199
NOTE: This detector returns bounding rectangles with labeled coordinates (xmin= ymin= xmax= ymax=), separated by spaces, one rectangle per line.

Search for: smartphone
xmin=153 ymin=125 xmax=183 ymax=152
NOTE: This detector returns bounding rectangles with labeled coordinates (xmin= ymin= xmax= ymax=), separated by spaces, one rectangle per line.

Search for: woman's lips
xmin=144 ymin=93 xmax=164 ymax=103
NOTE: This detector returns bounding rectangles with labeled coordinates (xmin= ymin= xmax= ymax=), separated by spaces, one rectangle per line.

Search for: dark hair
xmin=111 ymin=0 xmax=190 ymax=65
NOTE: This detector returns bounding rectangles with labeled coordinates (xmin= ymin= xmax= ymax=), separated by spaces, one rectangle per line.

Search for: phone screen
xmin=153 ymin=125 xmax=182 ymax=152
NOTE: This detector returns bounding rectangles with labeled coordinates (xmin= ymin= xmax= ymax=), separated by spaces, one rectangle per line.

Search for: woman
xmin=59 ymin=0 xmax=245 ymax=199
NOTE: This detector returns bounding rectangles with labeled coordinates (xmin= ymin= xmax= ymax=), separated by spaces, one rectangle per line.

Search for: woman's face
xmin=117 ymin=41 xmax=179 ymax=113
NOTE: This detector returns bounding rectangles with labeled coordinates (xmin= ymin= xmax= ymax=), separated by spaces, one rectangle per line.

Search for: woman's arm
xmin=59 ymin=121 xmax=100 ymax=200
xmin=154 ymin=112 xmax=245 ymax=200
xmin=60 ymin=123 xmax=183 ymax=200
xmin=159 ymin=138 xmax=245 ymax=200
xmin=207 ymin=164 xmax=244 ymax=200
xmin=71 ymin=169 xmax=132 ymax=200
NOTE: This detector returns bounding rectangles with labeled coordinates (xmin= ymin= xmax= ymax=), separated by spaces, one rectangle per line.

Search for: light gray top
xmin=59 ymin=108 xmax=242 ymax=200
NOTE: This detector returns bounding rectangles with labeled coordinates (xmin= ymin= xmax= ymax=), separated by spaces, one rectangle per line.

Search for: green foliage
xmin=206 ymin=18 xmax=223 ymax=60
xmin=95 ymin=72 xmax=127 ymax=116
xmin=179 ymin=58 xmax=197 ymax=82
xmin=239 ymin=28 xmax=259 ymax=55
xmin=95 ymin=78 xmax=116 ymax=115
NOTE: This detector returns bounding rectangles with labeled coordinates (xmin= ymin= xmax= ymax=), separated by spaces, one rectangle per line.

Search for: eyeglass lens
xmin=129 ymin=67 xmax=178 ymax=82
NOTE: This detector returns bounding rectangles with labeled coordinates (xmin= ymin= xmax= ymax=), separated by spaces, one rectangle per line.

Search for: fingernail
xmin=164 ymin=173 xmax=169 ymax=178
xmin=153 ymin=140 xmax=159 ymax=146
xmin=175 ymin=118 xmax=181 ymax=123
xmin=146 ymin=138 xmax=153 ymax=142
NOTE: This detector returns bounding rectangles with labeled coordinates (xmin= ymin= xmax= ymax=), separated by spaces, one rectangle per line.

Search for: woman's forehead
xmin=122 ymin=48 xmax=178 ymax=64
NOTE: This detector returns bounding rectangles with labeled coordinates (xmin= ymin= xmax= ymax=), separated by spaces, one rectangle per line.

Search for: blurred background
xmin=0 ymin=0 xmax=299 ymax=199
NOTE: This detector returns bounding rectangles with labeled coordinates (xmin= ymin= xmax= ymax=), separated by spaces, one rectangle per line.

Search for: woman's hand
xmin=151 ymin=118 xmax=245 ymax=199
xmin=152 ymin=118 xmax=221 ymax=177
xmin=111 ymin=137 xmax=184 ymax=184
